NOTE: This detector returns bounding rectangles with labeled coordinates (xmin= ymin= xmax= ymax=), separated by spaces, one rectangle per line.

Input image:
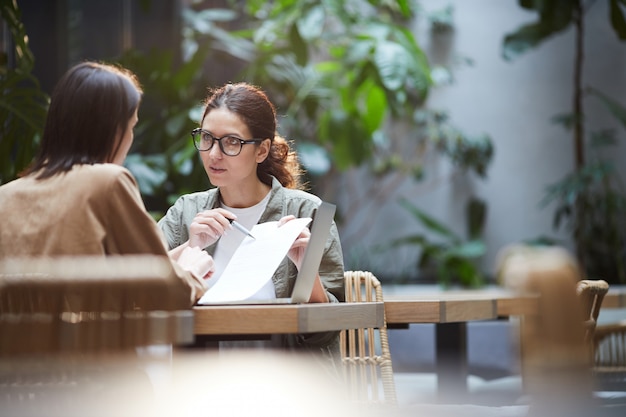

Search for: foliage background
xmin=4 ymin=0 xmax=625 ymax=285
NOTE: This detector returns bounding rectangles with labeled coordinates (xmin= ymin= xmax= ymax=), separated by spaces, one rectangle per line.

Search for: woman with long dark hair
xmin=0 ymin=61 xmax=214 ymax=305
xmin=158 ymin=82 xmax=344 ymax=351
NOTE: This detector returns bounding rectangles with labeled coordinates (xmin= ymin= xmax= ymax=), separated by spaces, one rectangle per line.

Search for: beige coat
xmin=0 ymin=164 xmax=207 ymax=305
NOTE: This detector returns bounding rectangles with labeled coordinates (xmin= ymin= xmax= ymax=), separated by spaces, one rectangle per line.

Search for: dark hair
xmin=23 ymin=61 xmax=142 ymax=178
xmin=201 ymin=82 xmax=304 ymax=190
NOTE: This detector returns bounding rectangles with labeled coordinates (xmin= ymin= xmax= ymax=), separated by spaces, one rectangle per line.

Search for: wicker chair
xmin=576 ymin=279 xmax=609 ymax=349
xmin=0 ymin=255 xmax=195 ymax=416
xmin=593 ymin=320 xmax=626 ymax=391
xmin=339 ymin=270 xmax=397 ymax=407
xmin=498 ymin=246 xmax=597 ymax=413
xmin=0 ymin=255 xmax=194 ymax=356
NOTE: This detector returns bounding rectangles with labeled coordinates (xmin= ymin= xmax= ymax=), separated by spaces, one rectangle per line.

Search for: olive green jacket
xmin=158 ymin=177 xmax=345 ymax=350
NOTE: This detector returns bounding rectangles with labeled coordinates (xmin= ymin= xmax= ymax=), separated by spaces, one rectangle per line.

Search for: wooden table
xmin=383 ymin=287 xmax=512 ymax=400
xmin=382 ymin=285 xmax=626 ymax=400
xmin=601 ymin=285 xmax=626 ymax=309
xmin=193 ymin=301 xmax=384 ymax=336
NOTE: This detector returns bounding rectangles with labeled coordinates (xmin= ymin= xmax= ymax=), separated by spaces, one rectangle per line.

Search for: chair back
xmin=576 ymin=279 xmax=609 ymax=347
xmin=593 ymin=319 xmax=626 ymax=391
xmin=498 ymin=246 xmax=594 ymax=412
xmin=0 ymin=255 xmax=194 ymax=356
xmin=339 ymin=270 xmax=397 ymax=407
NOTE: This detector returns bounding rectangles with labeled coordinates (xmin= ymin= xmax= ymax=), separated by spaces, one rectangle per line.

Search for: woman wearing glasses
xmin=0 ymin=61 xmax=214 ymax=305
xmin=158 ymin=82 xmax=344 ymax=351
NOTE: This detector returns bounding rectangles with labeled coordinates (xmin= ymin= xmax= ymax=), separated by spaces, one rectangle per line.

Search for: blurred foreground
xmin=1 ymin=347 xmax=624 ymax=417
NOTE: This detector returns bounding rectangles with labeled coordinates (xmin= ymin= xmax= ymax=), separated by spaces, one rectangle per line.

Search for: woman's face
xmin=112 ymin=108 xmax=138 ymax=165
xmin=199 ymin=107 xmax=269 ymax=188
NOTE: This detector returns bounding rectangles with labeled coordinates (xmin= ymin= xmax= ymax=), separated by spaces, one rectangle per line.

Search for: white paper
xmin=198 ymin=217 xmax=312 ymax=303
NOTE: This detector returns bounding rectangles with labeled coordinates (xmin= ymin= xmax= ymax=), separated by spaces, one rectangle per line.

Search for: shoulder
xmin=74 ymin=163 xmax=136 ymax=186
xmin=0 ymin=165 xmax=136 ymax=202
xmin=160 ymin=188 xmax=217 ymax=227
xmin=171 ymin=189 xmax=216 ymax=209
xmin=281 ymin=187 xmax=322 ymax=206
xmin=267 ymin=183 xmax=323 ymax=219
xmin=81 ymin=165 xmax=145 ymax=208
xmin=0 ymin=177 xmax=27 ymax=204
xmin=270 ymin=176 xmax=321 ymax=208
xmin=0 ymin=176 xmax=24 ymax=192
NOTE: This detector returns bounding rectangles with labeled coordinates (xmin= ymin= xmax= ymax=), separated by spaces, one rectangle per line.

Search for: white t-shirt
xmin=209 ymin=191 xmax=275 ymax=299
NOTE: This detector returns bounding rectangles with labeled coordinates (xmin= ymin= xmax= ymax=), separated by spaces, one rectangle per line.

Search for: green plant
xmin=114 ymin=47 xmax=213 ymax=214
xmin=389 ymin=196 xmax=488 ymax=288
xmin=183 ymin=0 xmax=432 ymax=177
xmin=135 ymin=0 xmax=494 ymax=202
xmin=0 ymin=0 xmax=49 ymax=184
xmin=542 ymin=88 xmax=626 ymax=284
xmin=179 ymin=1 xmax=493 ymax=284
xmin=1 ymin=1 xmax=494 ymax=285
xmin=504 ymin=0 xmax=626 ymax=284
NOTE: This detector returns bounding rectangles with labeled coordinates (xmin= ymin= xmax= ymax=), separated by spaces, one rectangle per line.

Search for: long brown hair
xmin=201 ymin=82 xmax=304 ymax=190
xmin=23 ymin=61 xmax=142 ymax=179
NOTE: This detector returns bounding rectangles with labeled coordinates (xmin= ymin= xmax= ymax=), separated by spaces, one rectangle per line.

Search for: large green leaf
xmin=0 ymin=72 xmax=47 ymax=132
xmin=373 ymin=40 xmax=410 ymax=91
xmin=289 ymin=23 xmax=307 ymax=66
xmin=0 ymin=0 xmax=48 ymax=184
xmin=502 ymin=0 xmax=577 ymax=61
xmin=357 ymin=79 xmax=387 ymax=135
xmin=398 ymin=197 xmax=460 ymax=241
xmin=610 ymin=0 xmax=626 ymax=40
xmin=445 ymin=240 xmax=486 ymax=259
xmin=296 ymin=4 xmax=325 ymax=41
xmin=466 ymin=198 xmax=487 ymax=240
xmin=392 ymin=26 xmax=432 ymax=95
xmin=0 ymin=0 xmax=34 ymax=72
xmin=124 ymin=154 xmax=168 ymax=196
xmin=321 ymin=108 xmax=372 ymax=169
xmin=297 ymin=142 xmax=331 ymax=176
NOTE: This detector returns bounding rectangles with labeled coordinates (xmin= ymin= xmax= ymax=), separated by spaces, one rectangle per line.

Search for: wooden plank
xmin=193 ymin=302 xmax=384 ymax=335
xmin=385 ymin=292 xmax=498 ymax=324
xmin=297 ymin=302 xmax=384 ymax=332
xmin=496 ymin=294 xmax=539 ymax=317
xmin=441 ymin=299 xmax=496 ymax=322
xmin=384 ymin=285 xmax=625 ymax=326
xmin=384 ymin=300 xmax=442 ymax=323
xmin=193 ymin=305 xmax=299 ymax=335
xmin=602 ymin=287 xmax=626 ymax=309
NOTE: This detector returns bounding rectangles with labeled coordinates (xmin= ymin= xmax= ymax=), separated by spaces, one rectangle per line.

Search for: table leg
xmin=435 ymin=322 xmax=468 ymax=402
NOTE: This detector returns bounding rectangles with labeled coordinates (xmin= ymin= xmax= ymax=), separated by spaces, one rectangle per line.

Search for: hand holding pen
xmin=227 ymin=218 xmax=255 ymax=239
xmin=188 ymin=208 xmax=255 ymax=248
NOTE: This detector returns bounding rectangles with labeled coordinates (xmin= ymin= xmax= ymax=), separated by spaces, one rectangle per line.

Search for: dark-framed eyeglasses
xmin=191 ymin=128 xmax=264 ymax=156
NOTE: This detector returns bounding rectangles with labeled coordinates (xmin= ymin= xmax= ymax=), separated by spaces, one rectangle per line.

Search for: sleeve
xmin=157 ymin=196 xmax=189 ymax=250
xmin=100 ymin=170 xmax=208 ymax=305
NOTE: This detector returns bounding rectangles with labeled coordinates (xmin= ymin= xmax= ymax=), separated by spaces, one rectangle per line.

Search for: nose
xmin=208 ymin=139 xmax=223 ymax=158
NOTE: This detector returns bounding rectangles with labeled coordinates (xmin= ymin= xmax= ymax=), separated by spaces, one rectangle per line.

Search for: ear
xmin=255 ymin=138 xmax=271 ymax=163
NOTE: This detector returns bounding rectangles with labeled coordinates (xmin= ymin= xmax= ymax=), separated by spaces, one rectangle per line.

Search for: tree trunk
xmin=573 ymin=1 xmax=587 ymax=268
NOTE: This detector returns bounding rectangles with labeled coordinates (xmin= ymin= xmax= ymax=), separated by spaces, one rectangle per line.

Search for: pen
xmin=229 ymin=218 xmax=256 ymax=240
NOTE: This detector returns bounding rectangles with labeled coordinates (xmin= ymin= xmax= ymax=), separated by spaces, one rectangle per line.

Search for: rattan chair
xmin=498 ymin=246 xmax=596 ymax=414
xmin=0 ymin=255 xmax=194 ymax=356
xmin=0 ymin=255 xmax=196 ymax=416
xmin=339 ymin=270 xmax=397 ymax=407
xmin=576 ymin=279 xmax=609 ymax=349
xmin=593 ymin=320 xmax=626 ymax=391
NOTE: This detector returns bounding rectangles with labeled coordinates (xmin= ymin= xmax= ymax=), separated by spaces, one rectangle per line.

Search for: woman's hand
xmin=278 ymin=215 xmax=329 ymax=303
xmin=278 ymin=215 xmax=310 ymax=270
xmin=176 ymin=246 xmax=215 ymax=280
xmin=188 ymin=208 xmax=235 ymax=248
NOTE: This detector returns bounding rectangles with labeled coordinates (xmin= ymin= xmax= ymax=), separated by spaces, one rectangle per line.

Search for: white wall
xmin=336 ymin=0 xmax=626 ymax=281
